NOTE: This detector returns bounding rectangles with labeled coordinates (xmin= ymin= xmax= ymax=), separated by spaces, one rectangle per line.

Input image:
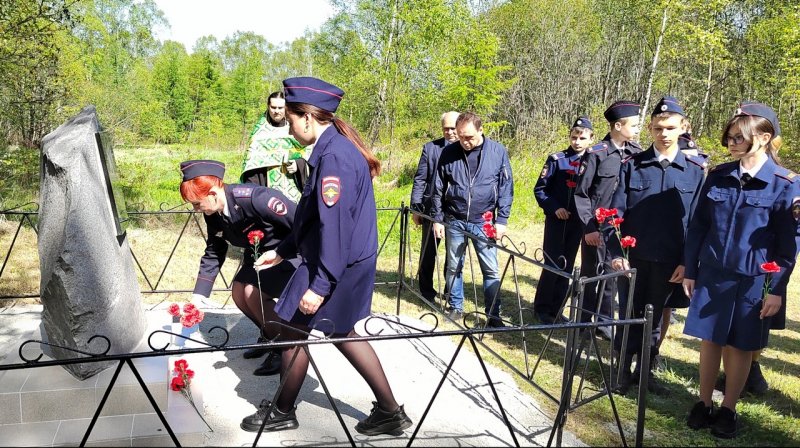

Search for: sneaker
xmin=686 ymin=401 xmax=715 ymax=430
xmin=710 ymin=406 xmax=738 ymax=439
xmin=240 ymin=399 xmax=299 ymax=433
xmin=745 ymin=361 xmax=768 ymax=396
xmin=253 ymin=351 xmax=281 ymax=376
xmin=355 ymin=402 xmax=412 ymax=436
xmin=243 ymin=337 xmax=272 ymax=359
xmin=447 ymin=309 xmax=464 ymax=322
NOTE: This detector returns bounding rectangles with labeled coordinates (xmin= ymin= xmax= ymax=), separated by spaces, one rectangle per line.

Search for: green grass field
xmin=1 ymin=143 xmax=799 ymax=446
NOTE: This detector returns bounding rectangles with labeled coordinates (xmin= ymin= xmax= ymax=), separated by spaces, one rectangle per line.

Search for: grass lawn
xmin=1 ymin=144 xmax=800 ymax=445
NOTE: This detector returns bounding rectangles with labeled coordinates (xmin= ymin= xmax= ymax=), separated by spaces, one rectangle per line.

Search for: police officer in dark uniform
xmin=179 ymin=160 xmax=299 ymax=376
xmin=532 ymin=116 xmax=594 ymax=324
xmin=683 ymin=101 xmax=799 ymax=438
xmin=241 ymin=77 xmax=412 ymax=436
xmin=607 ymin=96 xmax=707 ymax=395
xmin=574 ymin=101 xmax=642 ymax=336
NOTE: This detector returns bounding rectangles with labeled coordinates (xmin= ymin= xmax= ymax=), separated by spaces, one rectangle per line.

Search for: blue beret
xmin=678 ymin=133 xmax=696 ymax=151
xmin=735 ymin=101 xmax=781 ymax=137
xmin=180 ymin=160 xmax=225 ymax=182
xmin=604 ymin=101 xmax=640 ymax=122
xmin=283 ymin=76 xmax=345 ymax=113
xmin=651 ymin=96 xmax=685 ymax=116
xmin=572 ymin=116 xmax=593 ymax=130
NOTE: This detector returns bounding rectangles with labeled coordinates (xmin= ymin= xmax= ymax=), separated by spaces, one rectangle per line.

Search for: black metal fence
xmin=0 ymin=202 xmax=652 ymax=447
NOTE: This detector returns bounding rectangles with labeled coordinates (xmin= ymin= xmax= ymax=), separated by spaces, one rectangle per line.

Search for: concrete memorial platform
xmin=0 ymin=303 xmax=584 ymax=447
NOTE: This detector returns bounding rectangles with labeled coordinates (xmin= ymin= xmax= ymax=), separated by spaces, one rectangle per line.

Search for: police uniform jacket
xmin=574 ymin=134 xmax=642 ymax=234
xmin=684 ymin=158 xmax=800 ymax=296
xmin=534 ymin=147 xmax=583 ymax=216
xmin=607 ymin=147 xmax=706 ymax=265
xmin=431 ymin=137 xmax=514 ymax=225
xmin=193 ymin=185 xmax=296 ymax=297
xmin=411 ymin=137 xmax=448 ymax=214
xmin=275 ymin=126 xmax=378 ymax=331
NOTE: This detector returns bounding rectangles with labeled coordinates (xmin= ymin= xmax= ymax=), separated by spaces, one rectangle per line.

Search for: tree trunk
xmin=640 ymin=8 xmax=669 ymax=125
xmin=697 ymin=50 xmax=714 ymax=137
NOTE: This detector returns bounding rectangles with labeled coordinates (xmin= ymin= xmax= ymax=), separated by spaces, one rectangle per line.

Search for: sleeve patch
xmin=267 ymin=196 xmax=288 ymax=215
xmin=321 ymin=176 xmax=341 ymax=207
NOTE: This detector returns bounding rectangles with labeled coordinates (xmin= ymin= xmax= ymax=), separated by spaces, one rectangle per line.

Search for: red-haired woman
xmin=179 ymin=160 xmax=298 ymax=376
xmin=243 ymin=77 xmax=412 ymax=436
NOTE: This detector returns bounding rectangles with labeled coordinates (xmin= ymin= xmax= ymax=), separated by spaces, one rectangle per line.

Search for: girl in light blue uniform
xmin=683 ymin=102 xmax=800 ymax=438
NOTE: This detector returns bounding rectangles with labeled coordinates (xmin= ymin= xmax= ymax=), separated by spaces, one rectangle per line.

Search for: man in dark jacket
xmin=431 ymin=112 xmax=514 ymax=326
xmin=410 ymin=111 xmax=463 ymax=302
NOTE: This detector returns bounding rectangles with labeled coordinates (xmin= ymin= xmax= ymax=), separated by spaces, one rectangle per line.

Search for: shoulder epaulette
xmin=685 ymin=154 xmax=707 ymax=170
xmin=627 ymin=141 xmax=643 ymax=151
xmin=550 ymin=151 xmax=566 ymax=160
xmin=587 ymin=142 xmax=608 ymax=154
xmin=231 ymin=186 xmax=254 ymax=198
xmin=775 ymin=168 xmax=797 ymax=183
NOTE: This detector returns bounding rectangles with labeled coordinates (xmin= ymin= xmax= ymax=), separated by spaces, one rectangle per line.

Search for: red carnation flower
xmin=182 ymin=303 xmax=196 ymax=314
xmin=566 ymin=180 xmax=578 ymax=188
xmin=610 ymin=217 xmax=624 ymax=226
xmin=760 ymin=261 xmax=780 ymax=274
xmin=175 ymin=359 xmax=189 ymax=372
xmin=185 ymin=369 xmax=195 ymax=379
xmin=482 ymin=222 xmax=497 ymax=239
xmin=247 ymin=229 xmax=265 ymax=246
xmin=170 ymin=375 xmax=185 ymax=391
xmin=482 ymin=211 xmax=493 ymax=221
xmin=620 ymin=236 xmax=637 ymax=248
xmin=167 ymin=303 xmax=181 ymax=317
xmin=595 ymin=207 xmax=617 ymax=223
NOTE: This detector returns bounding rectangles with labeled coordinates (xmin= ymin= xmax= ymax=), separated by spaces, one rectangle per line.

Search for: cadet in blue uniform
xmin=241 ymin=77 xmax=412 ymax=436
xmin=179 ymin=160 xmax=298 ymax=377
xmin=607 ymin=97 xmax=707 ymax=395
xmin=573 ymin=101 xmax=642 ymax=336
xmin=683 ymin=102 xmax=800 ymax=438
xmin=532 ymin=117 xmax=594 ymax=324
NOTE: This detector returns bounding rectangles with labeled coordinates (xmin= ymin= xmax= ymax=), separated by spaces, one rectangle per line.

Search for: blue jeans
xmin=444 ymin=219 xmax=501 ymax=317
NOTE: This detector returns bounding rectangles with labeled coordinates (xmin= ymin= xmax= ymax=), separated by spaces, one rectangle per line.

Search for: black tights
xmin=275 ymin=322 xmax=399 ymax=414
xmin=231 ymin=281 xmax=281 ymax=340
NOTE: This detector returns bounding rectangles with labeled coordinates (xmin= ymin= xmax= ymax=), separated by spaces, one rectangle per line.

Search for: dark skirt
xmin=664 ymin=282 xmax=690 ymax=309
xmin=275 ymin=255 xmax=376 ymax=334
xmin=683 ymin=263 xmax=771 ymax=351
xmin=234 ymin=252 xmax=298 ymax=299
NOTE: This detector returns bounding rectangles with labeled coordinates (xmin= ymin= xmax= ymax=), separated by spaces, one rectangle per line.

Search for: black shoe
xmin=355 ymin=402 xmax=412 ymax=436
xmin=243 ymin=337 xmax=271 ymax=359
xmin=651 ymin=354 xmax=665 ymax=372
xmin=486 ymin=317 xmax=506 ymax=328
xmin=253 ymin=351 xmax=281 ymax=376
xmin=686 ymin=401 xmax=715 ymax=430
xmin=745 ymin=361 xmax=768 ymax=395
xmin=596 ymin=326 xmax=613 ymax=341
xmin=646 ymin=372 xmax=669 ymax=396
xmin=614 ymin=369 xmax=633 ymax=395
xmin=240 ymin=399 xmax=299 ymax=432
xmin=535 ymin=312 xmax=555 ymax=324
xmin=421 ymin=290 xmax=438 ymax=301
xmin=710 ymin=406 xmax=738 ymax=439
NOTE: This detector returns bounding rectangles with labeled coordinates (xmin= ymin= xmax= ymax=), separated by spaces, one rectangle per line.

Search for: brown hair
xmin=721 ymin=115 xmax=781 ymax=164
xmin=180 ymin=175 xmax=223 ymax=202
xmin=570 ymin=126 xmax=594 ymax=138
xmin=456 ymin=111 xmax=483 ymax=130
xmin=286 ymin=102 xmax=381 ymax=178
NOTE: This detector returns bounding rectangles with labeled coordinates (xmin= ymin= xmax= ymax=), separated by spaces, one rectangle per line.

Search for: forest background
xmin=2 ymin=2 xmax=800 ymax=445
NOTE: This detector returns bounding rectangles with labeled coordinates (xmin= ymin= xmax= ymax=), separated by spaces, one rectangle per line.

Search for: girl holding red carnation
xmin=179 ymin=159 xmax=300 ymax=377
xmin=682 ymin=102 xmax=800 ymax=438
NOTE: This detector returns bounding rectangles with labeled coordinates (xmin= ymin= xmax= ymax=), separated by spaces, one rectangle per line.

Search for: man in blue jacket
xmin=410 ymin=111 xmax=464 ymax=302
xmin=432 ymin=112 xmax=514 ymax=326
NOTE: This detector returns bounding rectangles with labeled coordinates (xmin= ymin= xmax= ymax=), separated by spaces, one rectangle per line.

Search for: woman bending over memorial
xmin=241 ymin=76 xmax=412 ymax=436
xmin=179 ymin=160 xmax=299 ymax=376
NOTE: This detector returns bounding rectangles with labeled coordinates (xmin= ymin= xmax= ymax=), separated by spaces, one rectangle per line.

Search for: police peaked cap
xmin=604 ymin=101 xmax=640 ymax=122
xmin=283 ymin=77 xmax=345 ymax=113
xmin=734 ymin=101 xmax=781 ymax=137
xmin=180 ymin=160 xmax=225 ymax=182
xmin=651 ymin=96 xmax=685 ymax=116
xmin=572 ymin=116 xmax=593 ymax=130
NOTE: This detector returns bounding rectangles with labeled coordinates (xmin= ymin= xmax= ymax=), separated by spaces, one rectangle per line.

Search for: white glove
xmin=284 ymin=160 xmax=298 ymax=174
